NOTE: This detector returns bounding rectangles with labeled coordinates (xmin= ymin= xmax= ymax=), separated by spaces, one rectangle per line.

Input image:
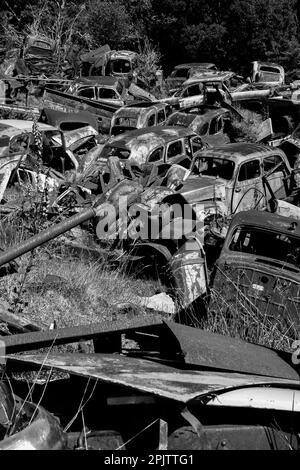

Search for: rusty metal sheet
xmin=162 ymin=321 xmax=300 ymax=381
xmin=6 ymin=353 xmax=300 ymax=404
xmin=40 ymin=108 xmax=98 ymax=132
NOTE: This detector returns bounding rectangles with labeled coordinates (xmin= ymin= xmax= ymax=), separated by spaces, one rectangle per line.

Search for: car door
xmin=263 ymin=154 xmax=289 ymax=200
xmin=203 ymin=115 xmax=230 ymax=146
xmin=147 ymin=147 xmax=164 ymax=164
xmin=157 ymin=109 xmax=166 ymax=126
xmin=165 ymin=139 xmax=185 ymax=164
xmin=146 ymin=112 xmax=156 ymax=127
xmin=179 ymin=84 xmax=204 ymax=108
xmin=231 ymin=159 xmax=264 ymax=214
xmin=77 ymin=87 xmax=97 ymax=101
xmin=97 ymin=87 xmax=124 ymax=106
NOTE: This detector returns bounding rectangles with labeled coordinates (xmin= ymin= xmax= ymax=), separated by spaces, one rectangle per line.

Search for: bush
xmin=229 ymin=108 xmax=264 ymax=143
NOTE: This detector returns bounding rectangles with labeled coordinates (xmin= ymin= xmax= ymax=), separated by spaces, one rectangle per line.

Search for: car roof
xmin=115 ymin=102 xmax=167 ymax=117
xmin=107 ymin=126 xmax=197 ymax=148
xmin=184 ymin=71 xmax=235 ymax=86
xmin=110 ymin=50 xmax=137 ymax=60
xmin=122 ymin=101 xmax=168 ymax=109
xmin=76 ymin=76 xmax=121 ymax=87
xmin=168 ymin=107 xmax=229 ymax=129
xmin=252 ymin=61 xmax=284 ymax=70
xmin=0 ymin=120 xmax=58 ymax=135
xmin=230 ymin=210 xmax=300 ymax=238
xmin=174 ymin=63 xmax=216 ymax=70
xmin=198 ymin=142 xmax=280 ymax=163
xmin=175 ymin=106 xmax=228 ymax=119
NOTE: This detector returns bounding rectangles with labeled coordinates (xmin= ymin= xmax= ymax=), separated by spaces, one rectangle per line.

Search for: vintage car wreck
xmin=121 ymin=142 xmax=297 ymax=249
xmin=249 ymin=61 xmax=285 ymax=87
xmin=11 ymin=34 xmax=57 ymax=77
xmin=90 ymin=126 xmax=204 ymax=170
xmin=165 ymin=105 xmax=236 ymax=147
xmin=267 ymin=89 xmax=300 ymax=135
xmin=67 ymin=76 xmax=128 ymax=107
xmin=166 ymin=62 xmax=218 ymax=92
xmin=79 ymin=46 xmax=138 ymax=80
xmin=1 ymin=319 xmax=300 ymax=450
xmin=210 ymin=210 xmax=300 ymax=334
xmin=0 ymin=118 xmax=99 ymax=205
xmin=110 ymin=102 xmax=171 ymax=136
xmin=43 ymin=77 xmax=156 ymax=134
xmin=167 ymin=71 xmax=275 ymax=113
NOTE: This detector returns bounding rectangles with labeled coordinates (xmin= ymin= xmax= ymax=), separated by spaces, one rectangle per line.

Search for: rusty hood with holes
xmin=3 ymin=320 xmax=300 ymax=408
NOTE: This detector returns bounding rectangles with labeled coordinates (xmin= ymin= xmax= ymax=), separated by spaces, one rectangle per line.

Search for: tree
xmin=86 ymin=0 xmax=135 ymax=49
xmin=226 ymin=0 xmax=299 ymax=71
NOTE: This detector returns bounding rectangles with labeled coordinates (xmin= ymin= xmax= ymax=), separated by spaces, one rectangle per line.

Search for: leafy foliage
xmin=1 ymin=0 xmax=300 ymax=76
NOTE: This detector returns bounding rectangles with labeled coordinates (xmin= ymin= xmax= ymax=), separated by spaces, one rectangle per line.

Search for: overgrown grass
xmin=230 ymin=108 xmax=264 ymax=143
xmin=176 ymin=273 xmax=297 ymax=353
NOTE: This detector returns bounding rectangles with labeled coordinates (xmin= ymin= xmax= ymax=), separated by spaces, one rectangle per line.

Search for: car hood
xmin=176 ymin=175 xmax=226 ymax=204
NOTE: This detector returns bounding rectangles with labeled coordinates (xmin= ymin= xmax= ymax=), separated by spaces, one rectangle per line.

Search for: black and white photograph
xmin=0 ymin=0 xmax=300 ymax=455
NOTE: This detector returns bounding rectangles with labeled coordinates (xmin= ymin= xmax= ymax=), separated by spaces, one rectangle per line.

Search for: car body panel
xmin=166 ymin=63 xmax=218 ymax=91
xmin=173 ymin=143 xmax=290 ymax=216
xmin=251 ymin=61 xmax=285 ymax=87
xmin=166 ymin=105 xmax=231 ymax=146
xmin=7 ymin=352 xmax=300 ymax=405
xmin=110 ymin=102 xmax=170 ymax=136
xmin=212 ymin=210 xmax=300 ymax=330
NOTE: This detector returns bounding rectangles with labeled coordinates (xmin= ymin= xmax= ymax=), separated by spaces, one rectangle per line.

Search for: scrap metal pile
xmin=0 ymin=42 xmax=300 ymax=450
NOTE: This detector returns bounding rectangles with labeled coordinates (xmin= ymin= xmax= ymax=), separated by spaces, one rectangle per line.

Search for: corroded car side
xmin=97 ymin=126 xmax=204 ymax=167
xmin=166 ymin=105 xmax=232 ymax=146
xmin=211 ymin=210 xmax=300 ymax=333
xmin=110 ymin=102 xmax=170 ymax=136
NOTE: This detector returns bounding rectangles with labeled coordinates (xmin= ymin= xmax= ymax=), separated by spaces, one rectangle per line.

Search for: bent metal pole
xmin=0 ymin=207 xmax=97 ymax=268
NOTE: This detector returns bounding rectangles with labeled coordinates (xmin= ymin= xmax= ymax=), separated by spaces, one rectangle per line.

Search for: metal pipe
xmin=0 ymin=207 xmax=96 ymax=268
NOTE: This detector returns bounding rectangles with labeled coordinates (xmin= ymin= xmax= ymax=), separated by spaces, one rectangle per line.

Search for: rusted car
xmin=168 ymin=71 xmax=273 ymax=111
xmin=14 ymin=34 xmax=57 ymax=76
xmin=166 ymin=63 xmax=218 ymax=92
xmin=211 ymin=210 xmax=300 ymax=334
xmin=39 ymin=107 xmax=98 ymax=132
xmin=249 ymin=61 xmax=285 ymax=87
xmin=94 ymin=126 xmax=204 ymax=168
xmin=127 ymin=142 xmax=295 ymax=246
xmin=0 ymin=119 xmax=80 ymax=201
xmin=105 ymin=50 xmax=138 ymax=79
xmin=168 ymin=71 xmax=237 ymax=109
xmin=267 ymin=90 xmax=300 ymax=135
xmin=67 ymin=77 xmax=127 ymax=107
xmin=166 ymin=105 xmax=233 ymax=146
xmin=110 ymin=102 xmax=171 ymax=136
xmin=81 ymin=47 xmax=138 ymax=79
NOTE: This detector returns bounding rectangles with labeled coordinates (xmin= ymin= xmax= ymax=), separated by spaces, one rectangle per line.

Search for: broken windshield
xmin=100 ymin=145 xmax=131 ymax=160
xmin=193 ymin=157 xmax=235 ymax=180
xmin=229 ymin=226 xmax=300 ymax=268
xmin=115 ymin=117 xmax=138 ymax=127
